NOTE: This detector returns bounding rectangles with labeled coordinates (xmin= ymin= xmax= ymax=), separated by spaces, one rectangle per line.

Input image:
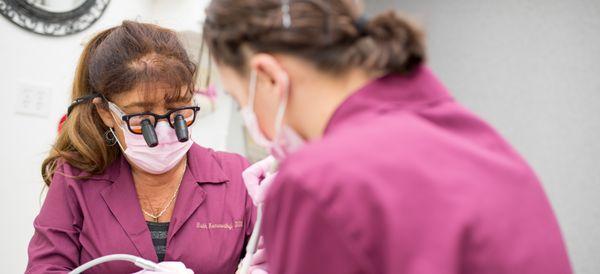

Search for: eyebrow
xmin=121 ymin=92 xmax=193 ymax=111
xmin=165 ymin=94 xmax=194 ymax=104
xmin=122 ymin=101 xmax=155 ymax=110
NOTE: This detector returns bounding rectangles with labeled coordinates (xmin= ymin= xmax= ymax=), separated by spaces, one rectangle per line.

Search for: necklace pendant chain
xmin=142 ymin=180 xmax=182 ymax=221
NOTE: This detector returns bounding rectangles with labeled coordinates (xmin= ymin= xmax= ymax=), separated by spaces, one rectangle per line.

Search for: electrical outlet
xmin=15 ymin=83 xmax=52 ymax=118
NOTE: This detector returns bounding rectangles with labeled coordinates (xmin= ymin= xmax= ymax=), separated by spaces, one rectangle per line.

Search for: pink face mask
xmin=108 ymin=102 xmax=193 ymax=174
xmin=240 ymin=70 xmax=305 ymax=161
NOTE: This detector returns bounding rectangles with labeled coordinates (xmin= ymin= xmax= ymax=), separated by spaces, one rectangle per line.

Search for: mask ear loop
xmin=109 ymin=129 xmax=126 ymax=154
xmin=272 ymin=74 xmax=290 ymax=153
xmin=108 ymin=126 xmax=126 ymax=153
xmin=248 ymin=68 xmax=288 ymax=141
xmin=105 ymin=101 xmax=127 ymax=152
xmin=248 ymin=69 xmax=258 ymax=112
xmin=247 ymin=69 xmax=289 ymax=154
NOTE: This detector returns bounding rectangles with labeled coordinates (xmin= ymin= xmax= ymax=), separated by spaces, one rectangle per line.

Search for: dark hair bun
xmin=364 ymin=11 xmax=426 ymax=74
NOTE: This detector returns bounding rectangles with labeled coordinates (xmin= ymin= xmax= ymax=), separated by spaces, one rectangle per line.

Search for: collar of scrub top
xmin=323 ymin=66 xmax=454 ymax=135
xmin=95 ymin=144 xmax=230 ymax=184
xmin=84 ymin=143 xmax=231 ymax=184
xmin=88 ymin=145 xmax=231 ymax=260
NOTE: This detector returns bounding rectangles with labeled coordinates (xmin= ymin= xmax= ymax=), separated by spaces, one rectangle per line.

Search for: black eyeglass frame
xmin=119 ymin=106 xmax=201 ymax=135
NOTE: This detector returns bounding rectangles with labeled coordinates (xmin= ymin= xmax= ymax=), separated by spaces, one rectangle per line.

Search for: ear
xmin=92 ymin=97 xmax=115 ymax=128
xmin=249 ymin=54 xmax=290 ymax=99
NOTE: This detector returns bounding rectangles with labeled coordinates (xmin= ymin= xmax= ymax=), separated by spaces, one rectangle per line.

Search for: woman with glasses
xmin=26 ymin=21 xmax=254 ymax=274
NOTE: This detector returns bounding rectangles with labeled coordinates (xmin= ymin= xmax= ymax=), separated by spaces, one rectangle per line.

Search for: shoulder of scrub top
xmin=271 ymin=125 xmax=379 ymax=191
xmin=199 ymin=145 xmax=251 ymax=180
xmin=267 ymin=114 xmax=450 ymax=205
xmin=49 ymin=143 xmax=251 ymax=187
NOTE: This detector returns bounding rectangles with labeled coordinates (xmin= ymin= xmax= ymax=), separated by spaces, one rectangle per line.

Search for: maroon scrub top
xmin=263 ymin=67 xmax=572 ymax=274
xmin=27 ymin=144 xmax=254 ymax=274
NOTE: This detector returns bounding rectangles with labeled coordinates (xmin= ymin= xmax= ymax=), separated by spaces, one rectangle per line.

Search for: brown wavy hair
xmin=41 ymin=21 xmax=196 ymax=186
xmin=202 ymin=0 xmax=426 ymax=75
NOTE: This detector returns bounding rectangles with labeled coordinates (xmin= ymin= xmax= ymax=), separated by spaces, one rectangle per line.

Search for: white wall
xmin=4 ymin=0 xmax=598 ymax=272
xmin=366 ymin=0 xmax=600 ymax=273
xmin=0 ymin=1 xmax=245 ymax=272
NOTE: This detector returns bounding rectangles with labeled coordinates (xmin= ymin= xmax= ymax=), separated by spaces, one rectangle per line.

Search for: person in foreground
xmin=203 ymin=0 xmax=573 ymax=273
xmin=26 ymin=21 xmax=254 ymax=274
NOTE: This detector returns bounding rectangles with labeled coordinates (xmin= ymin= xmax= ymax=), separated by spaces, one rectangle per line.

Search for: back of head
xmin=202 ymin=0 xmax=426 ymax=75
xmin=42 ymin=21 xmax=196 ymax=186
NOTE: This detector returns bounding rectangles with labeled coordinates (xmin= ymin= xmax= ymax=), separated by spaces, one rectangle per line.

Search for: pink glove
xmin=133 ymin=261 xmax=194 ymax=274
xmin=237 ymin=237 xmax=269 ymax=274
xmin=242 ymin=156 xmax=278 ymax=206
xmin=249 ymin=237 xmax=268 ymax=274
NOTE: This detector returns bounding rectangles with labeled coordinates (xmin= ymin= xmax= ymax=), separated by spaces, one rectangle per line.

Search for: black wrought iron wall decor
xmin=0 ymin=0 xmax=110 ymax=37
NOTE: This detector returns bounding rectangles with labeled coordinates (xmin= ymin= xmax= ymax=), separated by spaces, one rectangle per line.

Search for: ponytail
xmin=41 ymin=27 xmax=118 ymax=186
xmin=360 ymin=11 xmax=426 ymax=74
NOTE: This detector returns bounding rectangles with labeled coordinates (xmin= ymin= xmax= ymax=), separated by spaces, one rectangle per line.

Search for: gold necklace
xmin=142 ymin=180 xmax=182 ymax=222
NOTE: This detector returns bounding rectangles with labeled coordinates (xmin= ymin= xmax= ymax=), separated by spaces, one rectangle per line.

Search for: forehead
xmin=110 ymin=83 xmax=192 ymax=107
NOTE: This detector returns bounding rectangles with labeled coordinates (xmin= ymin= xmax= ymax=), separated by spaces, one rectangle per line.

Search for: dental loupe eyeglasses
xmin=67 ymin=93 xmax=200 ymax=147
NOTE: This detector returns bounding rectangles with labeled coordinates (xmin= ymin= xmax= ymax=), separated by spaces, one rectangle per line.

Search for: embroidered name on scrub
xmin=196 ymin=220 xmax=244 ymax=230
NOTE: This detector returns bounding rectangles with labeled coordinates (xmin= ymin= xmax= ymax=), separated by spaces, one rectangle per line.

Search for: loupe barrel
xmin=141 ymin=119 xmax=159 ymax=147
xmin=174 ymin=114 xmax=189 ymax=142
